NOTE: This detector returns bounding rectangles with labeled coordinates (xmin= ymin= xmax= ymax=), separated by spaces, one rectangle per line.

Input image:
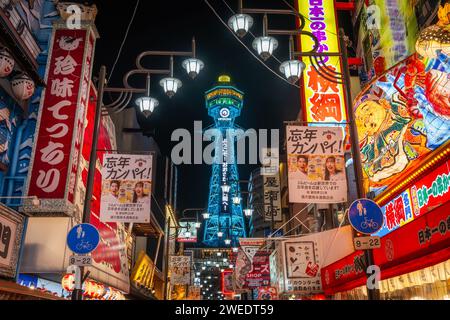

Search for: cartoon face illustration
xmin=355 ymin=100 xmax=387 ymax=137
xmin=58 ymin=36 xmax=83 ymax=51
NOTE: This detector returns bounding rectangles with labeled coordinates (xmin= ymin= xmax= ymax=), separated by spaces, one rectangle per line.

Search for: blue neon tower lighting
xmin=203 ymin=75 xmax=247 ymax=247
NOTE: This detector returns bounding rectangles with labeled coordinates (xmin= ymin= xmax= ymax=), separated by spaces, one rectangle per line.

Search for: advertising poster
xmin=297 ymin=0 xmax=347 ymax=125
xmin=286 ymin=126 xmax=347 ymax=203
xmin=354 ymin=7 xmax=450 ymax=195
xmin=100 ymin=154 xmax=152 ymax=223
xmin=245 ymin=250 xmax=271 ymax=288
xmin=234 ymin=239 xmax=270 ymax=290
xmin=263 ymin=175 xmax=282 ymax=222
xmin=169 ymin=255 xmax=191 ymax=285
xmin=177 ymin=222 xmax=198 ymax=243
xmin=221 ymin=269 xmax=234 ymax=295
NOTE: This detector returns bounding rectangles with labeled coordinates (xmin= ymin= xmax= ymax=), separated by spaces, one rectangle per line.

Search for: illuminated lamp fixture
xmin=202 ymin=212 xmax=210 ymax=219
xmin=182 ymin=58 xmax=204 ymax=79
xmin=159 ymin=77 xmax=182 ymax=98
xmin=135 ymin=96 xmax=158 ymax=118
xmin=195 ymin=222 xmax=202 ymax=228
xmin=215 ymin=264 xmax=220 ymax=268
xmin=196 ymin=272 xmax=201 ymax=276
xmin=280 ymin=60 xmax=305 ymax=84
xmin=217 ymin=251 xmax=222 ymax=256
xmin=228 ymin=13 xmax=253 ymax=38
xmin=202 ymin=266 xmax=206 ymax=270
xmin=0 ymin=47 xmax=14 ymax=78
xmin=232 ymin=247 xmax=239 ymax=253
xmin=217 ymin=231 xmax=224 ymax=238
xmin=221 ymin=185 xmax=231 ymax=193
xmin=229 ymin=264 xmax=234 ymax=268
xmin=222 ymin=258 xmax=228 ymax=262
xmin=252 ymin=36 xmax=278 ymax=61
xmin=243 ymin=208 xmax=253 ymax=217
xmin=224 ymin=239 xmax=231 ymax=245
xmin=232 ymin=196 xmax=241 ymax=205
xmin=11 ymin=73 xmax=35 ymax=100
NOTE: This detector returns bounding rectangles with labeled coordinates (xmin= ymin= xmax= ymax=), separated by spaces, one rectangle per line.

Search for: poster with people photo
xmin=100 ymin=154 xmax=153 ymax=223
xmin=286 ymin=126 xmax=347 ymax=203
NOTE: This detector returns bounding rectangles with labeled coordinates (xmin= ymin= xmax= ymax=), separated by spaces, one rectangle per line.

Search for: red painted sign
xmin=245 ymin=250 xmax=271 ymax=288
xmin=221 ymin=269 xmax=234 ymax=295
xmin=27 ymin=27 xmax=94 ymax=207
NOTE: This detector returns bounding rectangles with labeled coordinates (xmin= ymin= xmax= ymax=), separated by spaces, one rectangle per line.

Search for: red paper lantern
xmin=0 ymin=48 xmax=14 ymax=78
xmin=11 ymin=73 xmax=35 ymax=100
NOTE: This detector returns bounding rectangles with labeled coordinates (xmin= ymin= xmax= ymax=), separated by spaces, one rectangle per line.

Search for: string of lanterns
xmin=61 ymin=274 xmax=125 ymax=300
xmin=0 ymin=47 xmax=36 ymax=101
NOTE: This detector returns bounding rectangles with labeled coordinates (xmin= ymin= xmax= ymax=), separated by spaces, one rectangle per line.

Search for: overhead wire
xmin=108 ymin=0 xmax=141 ymax=83
xmin=203 ymin=0 xmax=300 ymax=88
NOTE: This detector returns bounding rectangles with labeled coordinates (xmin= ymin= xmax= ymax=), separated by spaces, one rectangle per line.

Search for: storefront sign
xmin=169 ymin=255 xmax=191 ymax=285
xmin=297 ymin=0 xmax=347 ymax=124
xmin=373 ymin=201 xmax=450 ymax=270
xmin=286 ymin=126 xmax=347 ymax=203
xmin=0 ymin=204 xmax=25 ymax=278
xmin=131 ymin=250 xmax=155 ymax=289
xmin=257 ymin=286 xmax=278 ymax=300
xmin=374 ymin=161 xmax=450 ymax=237
xmin=100 ymin=153 xmax=153 ymax=223
xmin=261 ymin=147 xmax=279 ymax=176
xmin=245 ymin=250 xmax=270 ymax=288
xmin=221 ymin=269 xmax=234 ymax=295
xmin=263 ymin=174 xmax=282 ymax=222
xmin=25 ymin=26 xmax=95 ymax=214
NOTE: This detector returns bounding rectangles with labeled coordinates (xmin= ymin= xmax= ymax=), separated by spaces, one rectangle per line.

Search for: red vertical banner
xmin=25 ymin=26 xmax=95 ymax=214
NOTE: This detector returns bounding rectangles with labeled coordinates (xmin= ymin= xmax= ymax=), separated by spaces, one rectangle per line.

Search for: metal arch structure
xmin=202 ymin=76 xmax=247 ymax=247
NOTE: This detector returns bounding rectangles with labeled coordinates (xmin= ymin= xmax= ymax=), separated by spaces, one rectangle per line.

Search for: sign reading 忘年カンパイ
xmin=296 ymin=0 xmax=347 ymax=125
xmin=374 ymin=160 xmax=450 ymax=237
xmin=25 ymin=25 xmax=95 ymax=214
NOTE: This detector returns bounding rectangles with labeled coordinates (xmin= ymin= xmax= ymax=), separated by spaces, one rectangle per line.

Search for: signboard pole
xmin=71 ymin=65 xmax=106 ymax=301
xmin=339 ymin=29 xmax=379 ymax=301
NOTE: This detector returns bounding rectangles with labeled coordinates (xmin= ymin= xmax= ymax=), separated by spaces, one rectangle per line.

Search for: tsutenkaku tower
xmin=203 ymin=75 xmax=247 ymax=247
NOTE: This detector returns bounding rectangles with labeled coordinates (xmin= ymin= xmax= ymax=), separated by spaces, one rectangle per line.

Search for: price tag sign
xmin=69 ymin=255 xmax=92 ymax=266
xmin=353 ymin=236 xmax=381 ymax=250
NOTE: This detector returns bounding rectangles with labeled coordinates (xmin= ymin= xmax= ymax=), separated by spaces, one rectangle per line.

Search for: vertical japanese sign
xmin=100 ymin=154 xmax=153 ymax=223
xmin=245 ymin=250 xmax=271 ymax=288
xmin=0 ymin=204 xmax=25 ymax=278
xmin=286 ymin=126 xmax=347 ymax=203
xmin=263 ymin=174 xmax=282 ymax=222
xmin=261 ymin=147 xmax=279 ymax=176
xmin=282 ymin=240 xmax=322 ymax=293
xmin=26 ymin=27 xmax=95 ymax=213
xmin=169 ymin=255 xmax=191 ymax=285
xmin=297 ymin=0 xmax=347 ymax=124
xmin=222 ymin=138 xmax=230 ymax=213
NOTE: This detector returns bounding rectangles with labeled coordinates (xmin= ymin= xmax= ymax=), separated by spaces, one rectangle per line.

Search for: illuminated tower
xmin=203 ymin=75 xmax=247 ymax=247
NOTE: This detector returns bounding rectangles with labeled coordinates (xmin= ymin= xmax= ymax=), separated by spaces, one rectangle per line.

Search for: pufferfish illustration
xmin=416 ymin=3 xmax=450 ymax=59
xmin=58 ymin=36 xmax=83 ymax=51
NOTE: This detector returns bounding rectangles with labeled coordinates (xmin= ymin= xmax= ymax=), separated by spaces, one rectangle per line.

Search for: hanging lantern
xmin=0 ymin=48 xmax=15 ymax=78
xmin=61 ymin=274 xmax=75 ymax=291
xmin=11 ymin=73 xmax=35 ymax=100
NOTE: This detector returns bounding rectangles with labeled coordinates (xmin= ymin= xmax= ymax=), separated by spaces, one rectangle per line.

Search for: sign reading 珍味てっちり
xmin=25 ymin=26 xmax=96 ymax=214
xmin=100 ymin=154 xmax=153 ymax=223
xmin=296 ymin=0 xmax=347 ymax=124
xmin=286 ymin=126 xmax=347 ymax=203
xmin=374 ymin=160 xmax=450 ymax=237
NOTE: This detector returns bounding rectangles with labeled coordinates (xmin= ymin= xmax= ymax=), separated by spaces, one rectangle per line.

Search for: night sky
xmin=74 ymin=0 xmax=350 ymax=213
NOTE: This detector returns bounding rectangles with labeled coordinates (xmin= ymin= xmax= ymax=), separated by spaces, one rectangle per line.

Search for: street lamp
xmin=221 ymin=185 xmax=231 ymax=193
xmin=202 ymin=212 xmax=210 ymax=219
xmin=228 ymin=13 xmax=253 ymax=37
xmin=224 ymin=239 xmax=231 ymax=245
xmin=243 ymin=208 xmax=253 ymax=217
xmin=217 ymin=231 xmax=224 ymax=238
xmin=182 ymin=58 xmax=204 ymax=79
xmin=135 ymin=96 xmax=159 ymax=117
xmin=160 ymin=56 xmax=182 ymax=98
xmin=252 ymin=36 xmax=278 ymax=61
xmin=232 ymin=196 xmax=241 ymax=205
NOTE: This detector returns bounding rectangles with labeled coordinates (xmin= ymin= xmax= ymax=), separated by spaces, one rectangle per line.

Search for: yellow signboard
xmin=130 ymin=250 xmax=155 ymax=289
xmin=297 ymin=0 xmax=347 ymax=124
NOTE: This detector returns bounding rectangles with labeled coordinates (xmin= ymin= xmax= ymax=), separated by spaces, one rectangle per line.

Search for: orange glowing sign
xmin=297 ymin=0 xmax=347 ymax=124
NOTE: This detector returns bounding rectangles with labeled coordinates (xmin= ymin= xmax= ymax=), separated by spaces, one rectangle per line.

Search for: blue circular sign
xmin=67 ymin=223 xmax=100 ymax=255
xmin=348 ymin=199 xmax=384 ymax=235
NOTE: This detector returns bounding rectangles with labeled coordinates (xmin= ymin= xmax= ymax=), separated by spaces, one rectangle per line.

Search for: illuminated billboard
xmin=297 ymin=0 xmax=347 ymax=125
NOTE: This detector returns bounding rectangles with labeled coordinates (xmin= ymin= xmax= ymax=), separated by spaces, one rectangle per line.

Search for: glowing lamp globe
xmin=159 ymin=77 xmax=182 ymax=98
xmin=232 ymin=196 xmax=241 ymax=205
xmin=202 ymin=212 xmax=210 ymax=219
xmin=182 ymin=58 xmax=204 ymax=79
xmin=252 ymin=36 xmax=278 ymax=61
xmin=228 ymin=13 xmax=253 ymax=38
xmin=0 ymin=48 xmax=14 ymax=78
xmin=243 ymin=208 xmax=253 ymax=217
xmin=280 ymin=60 xmax=306 ymax=84
xmin=11 ymin=73 xmax=35 ymax=100
xmin=135 ymin=96 xmax=159 ymax=117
